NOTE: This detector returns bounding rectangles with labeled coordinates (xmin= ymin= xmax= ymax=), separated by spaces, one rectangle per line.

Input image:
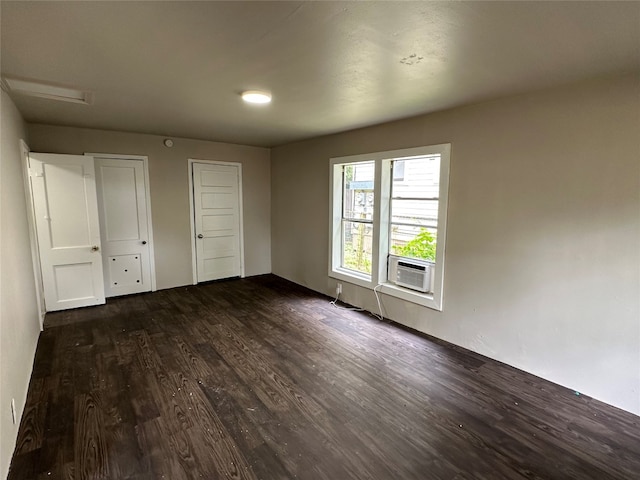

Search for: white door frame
xmin=20 ymin=140 xmax=45 ymax=329
xmin=188 ymin=158 xmax=245 ymax=284
xmin=85 ymin=153 xmax=157 ymax=292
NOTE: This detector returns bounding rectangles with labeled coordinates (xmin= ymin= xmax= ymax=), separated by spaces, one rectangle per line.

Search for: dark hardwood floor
xmin=8 ymin=275 xmax=640 ymax=479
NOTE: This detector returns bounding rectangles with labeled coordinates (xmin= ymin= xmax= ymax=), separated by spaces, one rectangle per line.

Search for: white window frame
xmin=329 ymin=144 xmax=450 ymax=311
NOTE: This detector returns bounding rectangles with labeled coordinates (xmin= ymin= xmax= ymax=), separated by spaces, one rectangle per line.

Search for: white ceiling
xmin=2 ymin=1 xmax=639 ymax=147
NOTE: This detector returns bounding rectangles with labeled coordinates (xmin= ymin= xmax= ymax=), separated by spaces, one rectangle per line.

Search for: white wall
xmin=27 ymin=125 xmax=272 ymax=290
xmin=0 ymin=91 xmax=41 ymax=479
xmin=271 ymin=74 xmax=640 ymax=415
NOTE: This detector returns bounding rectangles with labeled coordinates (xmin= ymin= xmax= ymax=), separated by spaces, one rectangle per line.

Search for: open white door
xmin=94 ymin=157 xmax=154 ymax=297
xmin=192 ymin=162 xmax=243 ymax=282
xmin=29 ymin=153 xmax=105 ymax=311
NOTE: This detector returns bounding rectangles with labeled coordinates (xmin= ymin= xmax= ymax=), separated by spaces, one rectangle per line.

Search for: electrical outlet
xmin=336 ymin=283 xmax=342 ymax=296
xmin=10 ymin=398 xmax=16 ymax=425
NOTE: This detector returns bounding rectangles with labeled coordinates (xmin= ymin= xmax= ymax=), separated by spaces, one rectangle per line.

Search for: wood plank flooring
xmin=8 ymin=275 xmax=640 ymax=479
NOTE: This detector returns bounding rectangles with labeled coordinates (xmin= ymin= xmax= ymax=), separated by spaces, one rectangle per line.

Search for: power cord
xmin=372 ymin=284 xmax=384 ymax=321
xmin=329 ymin=285 xmax=385 ymax=321
xmin=330 ymin=292 xmax=364 ymax=311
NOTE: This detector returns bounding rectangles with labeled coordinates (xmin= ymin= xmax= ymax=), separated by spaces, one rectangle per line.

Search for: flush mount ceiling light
xmin=2 ymin=76 xmax=93 ymax=104
xmin=241 ymin=90 xmax=272 ymax=104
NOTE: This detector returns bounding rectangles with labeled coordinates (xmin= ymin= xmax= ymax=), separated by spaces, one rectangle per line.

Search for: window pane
xmin=393 ymin=160 xmax=405 ymax=180
xmin=343 ymin=162 xmax=374 ymax=220
xmin=390 ymin=226 xmax=437 ymax=262
xmin=390 ymin=154 xmax=440 ymax=263
xmin=391 ymin=199 xmax=438 ymax=228
xmin=392 ymin=155 xmax=440 ymax=199
xmin=342 ymin=220 xmax=373 ymax=274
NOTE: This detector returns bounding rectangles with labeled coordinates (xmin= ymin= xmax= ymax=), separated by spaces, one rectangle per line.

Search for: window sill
xmin=377 ymin=283 xmax=441 ymax=311
xmin=330 ymin=268 xmax=373 ymax=289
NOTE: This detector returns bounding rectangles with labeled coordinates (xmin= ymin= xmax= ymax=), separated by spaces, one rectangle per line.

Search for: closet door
xmin=29 ymin=153 xmax=105 ymax=311
xmin=95 ymin=157 xmax=153 ymax=297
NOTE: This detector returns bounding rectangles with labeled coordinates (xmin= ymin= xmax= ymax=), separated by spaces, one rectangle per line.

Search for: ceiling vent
xmin=1 ymin=77 xmax=93 ymax=105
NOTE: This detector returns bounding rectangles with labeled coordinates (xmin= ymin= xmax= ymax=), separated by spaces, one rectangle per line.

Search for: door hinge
xmin=29 ymin=168 xmax=43 ymax=178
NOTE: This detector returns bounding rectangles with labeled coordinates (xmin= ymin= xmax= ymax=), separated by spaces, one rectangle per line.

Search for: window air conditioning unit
xmin=387 ymin=255 xmax=433 ymax=293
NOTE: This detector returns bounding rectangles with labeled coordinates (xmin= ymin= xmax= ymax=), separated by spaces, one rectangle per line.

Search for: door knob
xmin=197 ymin=234 xmax=204 ymax=239
xmin=91 ymin=245 xmax=100 ymax=252
xmin=142 ymin=240 xmax=147 ymax=245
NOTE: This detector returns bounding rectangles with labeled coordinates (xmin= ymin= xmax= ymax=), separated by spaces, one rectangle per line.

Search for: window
xmin=389 ymin=155 xmax=440 ymax=263
xmin=340 ymin=161 xmax=375 ymax=276
xmin=330 ymin=144 xmax=450 ymax=310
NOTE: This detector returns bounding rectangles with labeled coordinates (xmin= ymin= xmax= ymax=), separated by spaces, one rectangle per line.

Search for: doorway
xmin=27 ymin=152 xmax=156 ymax=312
xmin=91 ymin=154 xmax=156 ymax=298
xmin=189 ymin=160 xmax=244 ymax=283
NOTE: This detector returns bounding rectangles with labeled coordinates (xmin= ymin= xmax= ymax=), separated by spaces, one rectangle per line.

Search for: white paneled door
xmin=192 ymin=162 xmax=243 ymax=282
xmin=29 ymin=153 xmax=105 ymax=311
xmin=95 ymin=157 xmax=153 ymax=297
